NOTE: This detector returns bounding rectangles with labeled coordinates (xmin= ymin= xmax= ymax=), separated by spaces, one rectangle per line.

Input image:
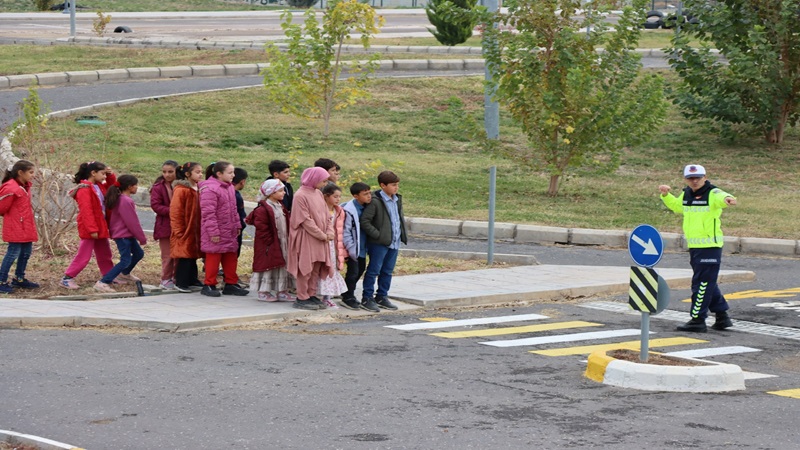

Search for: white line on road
xmin=479 ymin=329 xmax=644 ymax=347
xmin=385 ymin=313 xmax=548 ymax=331
xmin=664 ymin=346 xmax=761 ymax=358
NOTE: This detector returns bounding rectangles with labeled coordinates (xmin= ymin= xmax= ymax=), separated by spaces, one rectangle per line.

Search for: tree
xmin=481 ymin=0 xmax=667 ymax=196
xmin=666 ymin=0 xmax=800 ymax=144
xmin=285 ymin=0 xmax=319 ymax=8
xmin=261 ymin=0 xmax=385 ymax=138
xmin=425 ymin=0 xmax=479 ymax=46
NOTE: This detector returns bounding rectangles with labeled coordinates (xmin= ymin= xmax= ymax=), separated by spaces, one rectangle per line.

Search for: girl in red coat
xmin=61 ymin=161 xmax=117 ymax=290
xmin=0 ymin=160 xmax=39 ymax=293
xmin=150 ymin=160 xmax=179 ymax=290
xmin=245 ymin=179 xmax=295 ymax=302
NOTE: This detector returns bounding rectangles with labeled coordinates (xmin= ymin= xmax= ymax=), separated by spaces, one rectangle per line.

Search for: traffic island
xmin=585 ymin=349 xmax=745 ymax=393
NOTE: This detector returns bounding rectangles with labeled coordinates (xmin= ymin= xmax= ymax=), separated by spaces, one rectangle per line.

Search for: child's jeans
xmin=342 ymin=256 xmax=366 ymax=300
xmin=0 ymin=242 xmax=33 ymax=282
xmin=362 ymin=244 xmax=398 ymax=299
xmin=65 ymin=238 xmax=114 ymax=278
xmin=101 ymin=238 xmax=144 ymax=284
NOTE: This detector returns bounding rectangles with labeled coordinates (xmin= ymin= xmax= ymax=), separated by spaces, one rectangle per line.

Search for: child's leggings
xmin=203 ymin=252 xmax=238 ymax=286
xmin=158 ymin=238 xmax=176 ymax=282
xmin=64 ymin=238 xmax=114 ymax=278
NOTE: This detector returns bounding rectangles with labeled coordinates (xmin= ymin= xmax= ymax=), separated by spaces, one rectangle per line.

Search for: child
xmin=314 ymin=158 xmax=341 ymax=184
xmin=659 ymin=164 xmax=737 ymax=333
xmin=233 ymin=167 xmax=248 ymax=258
xmin=287 ymin=167 xmax=333 ymax=310
xmin=61 ymin=161 xmax=117 ymax=290
xmin=96 ymin=175 xmax=147 ymax=293
xmin=150 ymin=160 xmax=179 ymax=290
xmin=245 ymin=179 xmax=295 ymax=302
xmin=170 ymin=162 xmax=204 ymax=293
xmin=340 ymin=182 xmax=371 ymax=310
xmin=198 ymin=161 xmax=248 ymax=297
xmin=359 ymin=171 xmax=406 ymax=312
xmin=0 ymin=160 xmax=39 ymax=293
xmin=266 ymin=160 xmax=294 ymax=212
xmin=317 ymin=183 xmax=348 ymax=309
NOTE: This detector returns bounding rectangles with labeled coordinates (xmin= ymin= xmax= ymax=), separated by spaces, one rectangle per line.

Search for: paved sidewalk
xmin=0 ymin=264 xmax=754 ymax=331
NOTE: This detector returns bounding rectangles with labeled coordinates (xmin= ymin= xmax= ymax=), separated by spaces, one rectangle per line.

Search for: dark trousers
xmin=363 ymin=244 xmax=398 ymax=299
xmin=174 ymin=258 xmax=199 ymax=288
xmin=0 ymin=242 xmax=32 ymax=282
xmin=689 ymin=247 xmax=729 ymax=320
xmin=101 ymin=238 xmax=144 ymax=284
xmin=342 ymin=256 xmax=366 ymax=300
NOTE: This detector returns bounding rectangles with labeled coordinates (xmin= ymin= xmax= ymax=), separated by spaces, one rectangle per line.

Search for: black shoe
xmin=308 ymin=296 xmax=327 ymax=309
xmin=375 ymin=296 xmax=398 ymax=310
xmin=190 ymin=279 xmax=205 ymax=287
xmin=11 ymin=277 xmax=39 ymax=289
xmin=360 ymin=297 xmax=380 ymax=313
xmin=340 ymin=296 xmax=360 ymax=310
xmin=0 ymin=282 xmax=13 ymax=294
xmin=175 ymin=285 xmax=192 ymax=293
xmin=711 ymin=311 xmax=733 ymax=330
xmin=293 ymin=299 xmax=320 ymax=310
xmin=677 ymin=318 xmax=707 ymax=333
xmin=201 ymin=285 xmax=221 ymax=297
xmin=222 ymin=283 xmax=249 ymax=296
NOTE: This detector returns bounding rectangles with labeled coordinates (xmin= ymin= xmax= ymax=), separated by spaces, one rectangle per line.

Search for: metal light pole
xmin=483 ymin=0 xmax=499 ymax=140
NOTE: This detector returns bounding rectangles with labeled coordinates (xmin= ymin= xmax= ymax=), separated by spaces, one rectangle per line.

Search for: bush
xmin=285 ymin=0 xmax=319 ymax=8
xmin=33 ymin=0 xmax=55 ymax=11
xmin=425 ymin=0 xmax=479 ymax=46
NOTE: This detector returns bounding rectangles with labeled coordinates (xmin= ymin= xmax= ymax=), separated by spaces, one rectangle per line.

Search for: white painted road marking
xmin=385 ymin=313 xmax=548 ymax=331
xmin=479 ymin=329 xmax=644 ymax=347
xmin=664 ymin=346 xmax=761 ymax=358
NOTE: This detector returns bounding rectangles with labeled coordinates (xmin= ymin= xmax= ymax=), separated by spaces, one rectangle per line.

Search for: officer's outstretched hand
xmin=725 ymin=197 xmax=737 ymax=206
xmin=658 ymin=185 xmax=671 ymax=195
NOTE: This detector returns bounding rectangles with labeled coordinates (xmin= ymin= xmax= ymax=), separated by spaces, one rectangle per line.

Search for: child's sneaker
xmin=60 ymin=277 xmax=80 ymax=290
xmin=277 ymin=291 xmax=296 ymax=302
xmin=93 ymin=281 xmax=115 ymax=293
xmin=0 ymin=282 xmax=13 ymax=294
xmin=116 ymin=273 xmax=140 ymax=283
xmin=12 ymin=277 xmax=39 ymax=289
xmin=322 ymin=296 xmax=339 ymax=309
xmin=159 ymin=279 xmax=176 ymax=290
xmin=257 ymin=292 xmax=277 ymax=302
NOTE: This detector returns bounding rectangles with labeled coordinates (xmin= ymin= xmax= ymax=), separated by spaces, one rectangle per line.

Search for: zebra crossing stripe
xmin=530 ymin=337 xmax=707 ymax=356
xmin=420 ymin=317 xmax=454 ymax=322
xmin=664 ymin=346 xmax=761 ymax=358
xmin=385 ymin=313 xmax=548 ymax=331
xmin=480 ymin=328 xmax=643 ymax=347
xmin=767 ymin=388 xmax=800 ymax=399
xmin=429 ymin=321 xmax=602 ymax=339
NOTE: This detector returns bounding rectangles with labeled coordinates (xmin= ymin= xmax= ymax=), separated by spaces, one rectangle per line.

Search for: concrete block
xmin=461 ymin=220 xmax=515 ymax=240
xmin=159 ymin=66 xmax=193 ymax=78
xmin=0 ymin=77 xmax=9 ymax=89
xmin=570 ymin=228 xmax=627 ymax=247
xmin=463 ymin=59 xmax=485 ymax=70
xmin=194 ymin=41 xmax=216 ymax=49
xmin=515 ymin=224 xmax=569 ymax=244
xmin=97 ymin=68 xmax=130 ymax=81
xmin=407 ymin=217 xmax=462 ymax=237
xmin=393 ymin=59 xmax=429 ymax=70
xmin=7 ymin=74 xmax=37 ymax=88
xmin=127 ymin=67 xmax=160 ymax=79
xmin=722 ymin=236 xmax=740 ymax=254
xmin=375 ymin=60 xmax=394 ymax=71
xmin=407 ymin=45 xmax=429 ymax=53
xmin=426 ymin=46 xmax=449 ymax=54
xmin=35 ymin=72 xmax=68 ymax=86
xmin=224 ymin=64 xmax=259 ymax=76
xmin=467 ymin=46 xmax=484 ymax=55
xmin=660 ymin=232 xmax=683 ymax=251
xmin=66 ymin=70 xmax=99 ymax=84
xmin=370 ymin=45 xmax=390 ymax=53
xmin=448 ymin=46 xmax=472 ymax=54
xmin=256 ymin=63 xmax=270 ymax=73
xmin=428 ymin=59 xmax=464 ymax=70
xmin=739 ymin=237 xmax=797 ymax=256
xmin=191 ymin=65 xmax=226 ymax=77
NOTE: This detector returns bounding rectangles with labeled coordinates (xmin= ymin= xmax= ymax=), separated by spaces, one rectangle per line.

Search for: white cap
xmin=683 ymin=164 xmax=706 ymax=178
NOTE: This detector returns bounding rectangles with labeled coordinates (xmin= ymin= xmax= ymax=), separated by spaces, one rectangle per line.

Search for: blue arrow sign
xmin=628 ymin=224 xmax=664 ymax=268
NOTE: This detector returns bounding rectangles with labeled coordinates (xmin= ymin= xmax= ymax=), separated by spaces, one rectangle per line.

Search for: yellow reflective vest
xmin=661 ymin=184 xmax=735 ymax=249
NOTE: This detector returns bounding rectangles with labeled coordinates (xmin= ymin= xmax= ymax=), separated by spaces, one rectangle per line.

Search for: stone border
xmin=1 ymin=429 xmax=84 ymax=450
xmin=584 ymin=350 xmax=745 ymax=393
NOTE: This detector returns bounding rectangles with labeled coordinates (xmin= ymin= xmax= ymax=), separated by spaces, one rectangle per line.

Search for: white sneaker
xmin=323 ymin=296 xmax=339 ymax=309
xmin=159 ymin=279 xmax=176 ymax=290
xmin=93 ymin=281 xmax=115 ymax=293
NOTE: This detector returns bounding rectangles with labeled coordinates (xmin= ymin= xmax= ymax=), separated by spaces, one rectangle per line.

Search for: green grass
xmin=15 ymin=76 xmax=799 ymax=239
xmin=0 ymin=0 xmax=271 ymax=13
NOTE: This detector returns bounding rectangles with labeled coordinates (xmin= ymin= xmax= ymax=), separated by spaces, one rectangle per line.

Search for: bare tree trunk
xmin=547 ymin=174 xmax=560 ymax=197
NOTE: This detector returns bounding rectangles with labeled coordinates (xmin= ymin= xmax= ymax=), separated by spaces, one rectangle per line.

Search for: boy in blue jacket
xmin=341 ymin=182 xmax=372 ymax=310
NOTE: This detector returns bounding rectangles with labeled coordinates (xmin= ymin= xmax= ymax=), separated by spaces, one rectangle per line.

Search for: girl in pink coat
xmin=0 ymin=160 xmax=39 ymax=293
xmin=317 ymin=182 xmax=347 ymax=309
xmin=287 ymin=167 xmax=333 ymax=310
xmin=198 ymin=161 xmax=248 ymax=298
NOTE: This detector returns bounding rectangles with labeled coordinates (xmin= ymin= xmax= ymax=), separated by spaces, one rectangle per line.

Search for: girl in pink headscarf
xmin=287 ymin=167 xmax=334 ymax=310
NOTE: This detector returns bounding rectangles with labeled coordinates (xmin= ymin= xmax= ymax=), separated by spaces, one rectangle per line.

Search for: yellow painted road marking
xmin=530 ymin=337 xmax=707 ymax=356
xmin=767 ymin=388 xmax=800 ymax=399
xmin=430 ymin=321 xmax=602 ymax=338
xmin=682 ymin=287 xmax=800 ymax=303
xmin=419 ymin=317 xmax=454 ymax=322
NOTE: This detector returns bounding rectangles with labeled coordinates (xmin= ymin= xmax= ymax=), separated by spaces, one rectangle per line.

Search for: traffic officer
xmin=659 ymin=164 xmax=737 ymax=333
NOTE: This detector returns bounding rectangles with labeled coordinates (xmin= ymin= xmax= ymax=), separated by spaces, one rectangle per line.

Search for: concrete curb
xmin=584 ymin=350 xmax=746 ymax=393
xmin=0 ymin=429 xmax=84 ymax=450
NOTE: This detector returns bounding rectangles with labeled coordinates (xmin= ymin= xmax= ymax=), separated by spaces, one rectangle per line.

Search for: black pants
xmin=174 ymin=258 xmax=199 ymax=288
xmin=689 ymin=247 xmax=729 ymax=320
xmin=342 ymin=256 xmax=366 ymax=300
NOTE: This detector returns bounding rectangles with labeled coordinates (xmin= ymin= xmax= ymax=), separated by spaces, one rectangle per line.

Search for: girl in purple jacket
xmin=198 ymin=162 xmax=248 ymax=298
xmin=95 ymin=175 xmax=147 ymax=293
xmin=150 ymin=160 xmax=178 ymax=290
